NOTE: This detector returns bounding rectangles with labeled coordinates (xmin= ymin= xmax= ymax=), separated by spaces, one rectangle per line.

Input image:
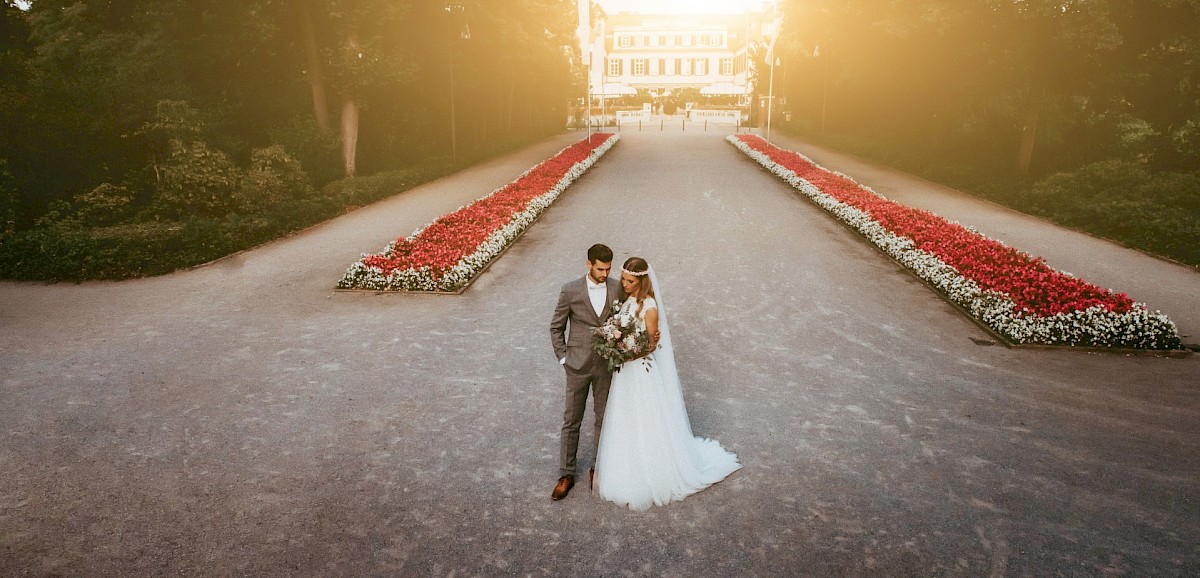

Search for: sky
xmin=7 ymin=1 xmax=769 ymax=17
xmin=597 ymin=0 xmax=775 ymax=15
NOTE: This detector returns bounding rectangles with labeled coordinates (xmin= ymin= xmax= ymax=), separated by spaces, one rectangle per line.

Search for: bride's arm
xmin=638 ymin=307 xmax=659 ymax=358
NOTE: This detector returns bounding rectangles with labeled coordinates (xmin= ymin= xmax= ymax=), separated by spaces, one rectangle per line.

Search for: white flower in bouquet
xmin=592 ymin=301 xmax=652 ymax=372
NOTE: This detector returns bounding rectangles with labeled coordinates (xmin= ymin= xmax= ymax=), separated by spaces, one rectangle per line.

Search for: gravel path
xmin=2 ymin=127 xmax=1198 ymax=576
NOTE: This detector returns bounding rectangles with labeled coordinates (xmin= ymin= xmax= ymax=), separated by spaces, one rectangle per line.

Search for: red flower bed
xmin=361 ymin=134 xmax=614 ymax=278
xmin=736 ymin=135 xmax=1135 ymax=317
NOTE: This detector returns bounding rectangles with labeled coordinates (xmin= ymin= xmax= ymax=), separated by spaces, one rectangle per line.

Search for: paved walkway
xmin=767 ymin=132 xmax=1200 ymax=344
xmin=2 ymin=128 xmax=1198 ymax=576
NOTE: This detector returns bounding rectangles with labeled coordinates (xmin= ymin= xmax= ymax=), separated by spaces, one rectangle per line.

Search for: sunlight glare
xmin=597 ymin=0 xmax=773 ymax=16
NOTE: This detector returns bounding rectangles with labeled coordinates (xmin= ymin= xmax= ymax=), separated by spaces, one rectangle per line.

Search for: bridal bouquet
xmin=592 ymin=300 xmax=651 ymax=372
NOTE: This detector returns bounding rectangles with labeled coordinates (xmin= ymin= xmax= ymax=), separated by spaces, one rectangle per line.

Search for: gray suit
xmin=549 ymin=275 xmax=621 ymax=478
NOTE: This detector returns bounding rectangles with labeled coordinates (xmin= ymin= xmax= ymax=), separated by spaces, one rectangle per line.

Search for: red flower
xmin=736 ymin=135 xmax=1136 ymax=317
xmin=361 ymin=134 xmax=615 ymax=279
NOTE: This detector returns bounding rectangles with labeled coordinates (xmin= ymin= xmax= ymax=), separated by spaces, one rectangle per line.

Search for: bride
xmin=594 ymin=257 xmax=741 ymax=510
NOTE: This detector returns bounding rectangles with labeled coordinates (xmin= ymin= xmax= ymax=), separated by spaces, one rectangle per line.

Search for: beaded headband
xmin=622 ymin=268 xmax=649 ymax=277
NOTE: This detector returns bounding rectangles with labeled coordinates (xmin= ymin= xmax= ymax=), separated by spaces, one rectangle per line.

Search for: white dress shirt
xmin=562 ymin=277 xmax=608 ymax=366
xmin=587 ymin=277 xmax=607 ymax=318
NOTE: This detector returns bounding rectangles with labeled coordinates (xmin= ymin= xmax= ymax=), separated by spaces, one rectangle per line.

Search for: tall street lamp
xmin=586 ymin=51 xmax=593 ymax=140
xmin=764 ymin=2 xmax=781 ymax=143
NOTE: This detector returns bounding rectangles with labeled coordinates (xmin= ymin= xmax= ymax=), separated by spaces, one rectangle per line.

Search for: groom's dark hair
xmin=587 ymin=243 xmax=613 ymax=264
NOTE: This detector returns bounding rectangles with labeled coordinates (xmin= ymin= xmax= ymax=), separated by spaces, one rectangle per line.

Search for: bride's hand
xmin=632 ymin=344 xmax=656 ymax=361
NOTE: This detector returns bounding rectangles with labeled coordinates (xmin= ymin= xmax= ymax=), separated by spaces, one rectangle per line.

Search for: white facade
xmin=577 ymin=6 xmax=776 ymax=101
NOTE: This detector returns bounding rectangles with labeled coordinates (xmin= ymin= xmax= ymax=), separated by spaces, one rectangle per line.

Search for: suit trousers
xmin=559 ymin=359 xmax=612 ymax=478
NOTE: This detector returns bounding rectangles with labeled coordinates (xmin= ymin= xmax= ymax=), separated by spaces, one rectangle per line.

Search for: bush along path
xmin=730 ymin=135 xmax=1180 ymax=350
xmin=337 ymin=133 xmax=619 ymax=292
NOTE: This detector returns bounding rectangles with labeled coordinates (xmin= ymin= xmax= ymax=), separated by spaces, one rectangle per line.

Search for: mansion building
xmin=576 ymin=2 xmax=778 ymax=104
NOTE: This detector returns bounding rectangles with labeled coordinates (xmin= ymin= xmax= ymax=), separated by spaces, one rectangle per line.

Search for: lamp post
xmin=764 ymin=2 xmax=780 ymax=143
xmin=598 ymin=16 xmax=607 ymax=127
xmin=586 ymin=52 xmax=593 ymax=140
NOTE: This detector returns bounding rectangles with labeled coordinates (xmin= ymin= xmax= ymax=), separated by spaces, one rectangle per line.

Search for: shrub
xmin=1031 ymin=160 xmax=1200 ymax=266
xmin=152 ymin=138 xmax=244 ymax=219
xmin=0 ymin=131 xmax=551 ymax=281
xmin=323 ymin=163 xmax=453 ymax=207
xmin=237 ymin=145 xmax=314 ymax=210
xmin=0 ymin=159 xmax=17 ymax=235
xmin=269 ymin=115 xmax=340 ymax=186
xmin=1030 ymin=160 xmax=1147 ymax=214
xmin=72 ymin=183 xmax=136 ymax=226
xmin=141 ymin=100 xmax=204 ymax=142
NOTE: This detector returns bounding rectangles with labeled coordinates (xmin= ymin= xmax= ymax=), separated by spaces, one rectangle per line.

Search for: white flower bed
xmin=339 ymin=134 xmax=618 ymax=292
xmin=729 ymin=135 xmax=1180 ymax=349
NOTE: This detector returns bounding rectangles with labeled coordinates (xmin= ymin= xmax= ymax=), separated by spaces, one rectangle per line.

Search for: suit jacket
xmin=550 ymin=275 xmax=621 ymax=372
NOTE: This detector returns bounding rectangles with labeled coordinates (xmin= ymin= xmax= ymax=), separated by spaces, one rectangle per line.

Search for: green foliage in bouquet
xmin=592 ymin=300 xmax=652 ymax=372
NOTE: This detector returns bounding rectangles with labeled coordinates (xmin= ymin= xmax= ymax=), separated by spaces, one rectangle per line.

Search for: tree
xmin=778 ymin=0 xmax=1178 ymax=176
xmin=0 ymin=1 xmax=31 ymax=227
xmin=1001 ymin=1 xmax=1122 ymax=174
xmin=1 ymin=0 xmax=583 ymax=229
xmin=288 ymin=0 xmax=413 ymax=177
xmin=1105 ymin=0 xmax=1200 ymax=171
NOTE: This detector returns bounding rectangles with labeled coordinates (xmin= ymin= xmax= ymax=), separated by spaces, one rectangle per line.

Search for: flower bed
xmin=729 ymin=134 xmax=1180 ymax=349
xmin=338 ymin=133 xmax=618 ymax=292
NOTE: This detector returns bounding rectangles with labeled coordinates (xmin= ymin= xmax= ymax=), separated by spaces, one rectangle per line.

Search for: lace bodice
xmin=620 ymin=297 xmax=657 ymax=330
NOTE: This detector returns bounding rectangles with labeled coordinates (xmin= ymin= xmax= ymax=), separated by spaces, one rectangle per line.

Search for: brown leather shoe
xmin=551 ymin=475 xmax=574 ymax=500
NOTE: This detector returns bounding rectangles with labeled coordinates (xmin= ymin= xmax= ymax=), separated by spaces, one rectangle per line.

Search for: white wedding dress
xmin=595 ymin=294 xmax=741 ymax=511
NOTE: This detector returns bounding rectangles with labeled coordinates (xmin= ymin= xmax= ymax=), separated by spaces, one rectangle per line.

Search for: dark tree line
xmin=775 ymin=0 xmax=1200 ymax=265
xmin=0 ymin=0 xmax=581 ymax=232
xmin=777 ymin=0 xmax=1200 ymax=176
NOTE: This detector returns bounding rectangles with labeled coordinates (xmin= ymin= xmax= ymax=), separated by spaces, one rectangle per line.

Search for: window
xmin=681 ymin=58 xmax=692 ymax=76
xmin=657 ymin=59 xmax=666 ymax=75
xmin=695 ymin=58 xmax=707 ymax=76
xmin=720 ymin=57 xmax=733 ymax=76
xmin=633 ymin=58 xmax=646 ymax=76
xmin=682 ymin=35 xmax=692 ymax=47
xmin=711 ymin=34 xmax=723 ymax=46
xmin=619 ymin=35 xmax=631 ymax=48
xmin=673 ymin=58 xmax=681 ymax=75
xmin=659 ymin=35 xmax=667 ymax=46
xmin=608 ymin=58 xmax=622 ymax=76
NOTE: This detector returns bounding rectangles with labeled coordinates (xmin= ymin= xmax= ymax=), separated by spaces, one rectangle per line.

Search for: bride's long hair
xmin=623 ymin=257 xmax=655 ymax=316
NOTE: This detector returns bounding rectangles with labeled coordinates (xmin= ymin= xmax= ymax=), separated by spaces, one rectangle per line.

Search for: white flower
xmin=339 ymin=135 xmax=619 ymax=292
xmin=727 ymin=135 xmax=1179 ymax=350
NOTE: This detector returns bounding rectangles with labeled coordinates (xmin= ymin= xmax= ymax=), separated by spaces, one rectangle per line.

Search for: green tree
xmin=3 ymin=0 xmax=582 ymax=228
xmin=1105 ymin=0 xmax=1200 ymax=171
xmin=0 ymin=1 xmax=32 ymax=228
xmin=780 ymin=0 xmax=1196 ymax=176
xmin=291 ymin=0 xmax=413 ymax=177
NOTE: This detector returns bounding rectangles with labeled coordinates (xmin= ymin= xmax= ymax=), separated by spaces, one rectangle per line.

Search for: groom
xmin=548 ymin=243 xmax=621 ymax=500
